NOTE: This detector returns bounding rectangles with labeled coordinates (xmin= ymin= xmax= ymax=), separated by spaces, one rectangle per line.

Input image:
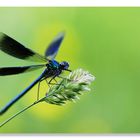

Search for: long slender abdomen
xmin=0 ymin=69 xmax=48 ymax=115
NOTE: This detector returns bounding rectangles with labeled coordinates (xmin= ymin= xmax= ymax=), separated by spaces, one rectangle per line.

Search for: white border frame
xmin=0 ymin=135 xmax=140 ymax=140
xmin=0 ymin=0 xmax=140 ymax=6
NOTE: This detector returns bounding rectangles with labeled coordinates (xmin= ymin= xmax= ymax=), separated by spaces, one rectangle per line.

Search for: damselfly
xmin=0 ymin=32 xmax=71 ymax=115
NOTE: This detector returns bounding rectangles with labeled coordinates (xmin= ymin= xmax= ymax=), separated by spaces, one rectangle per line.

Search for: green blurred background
xmin=0 ymin=7 xmax=140 ymax=133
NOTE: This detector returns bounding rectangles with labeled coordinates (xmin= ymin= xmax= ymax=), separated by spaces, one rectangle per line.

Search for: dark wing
xmin=0 ymin=32 xmax=47 ymax=62
xmin=0 ymin=64 xmax=45 ymax=76
xmin=45 ymin=32 xmax=65 ymax=60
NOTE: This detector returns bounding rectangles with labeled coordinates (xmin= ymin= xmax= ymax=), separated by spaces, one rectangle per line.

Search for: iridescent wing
xmin=0 ymin=32 xmax=47 ymax=62
xmin=45 ymin=32 xmax=65 ymax=60
xmin=0 ymin=64 xmax=45 ymax=76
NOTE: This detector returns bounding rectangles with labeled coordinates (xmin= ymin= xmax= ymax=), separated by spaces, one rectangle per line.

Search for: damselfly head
xmin=60 ymin=61 xmax=69 ymax=70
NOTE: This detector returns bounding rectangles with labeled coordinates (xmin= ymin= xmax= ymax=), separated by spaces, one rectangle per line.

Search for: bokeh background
xmin=0 ymin=7 xmax=140 ymax=133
